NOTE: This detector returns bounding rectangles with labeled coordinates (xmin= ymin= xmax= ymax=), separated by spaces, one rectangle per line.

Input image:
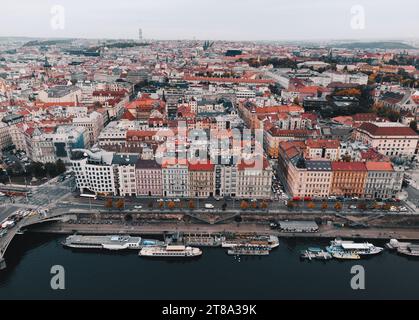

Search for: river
xmin=1 ymin=233 xmax=418 ymax=299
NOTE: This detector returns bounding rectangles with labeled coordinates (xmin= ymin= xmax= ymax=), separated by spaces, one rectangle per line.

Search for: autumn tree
xmin=158 ymin=202 xmax=165 ymax=209
xmin=261 ymin=201 xmax=268 ymax=210
xmin=188 ymin=200 xmax=195 ymax=210
xmin=251 ymin=201 xmax=258 ymax=209
xmin=307 ymin=202 xmax=316 ymax=209
xmin=105 ymin=199 xmax=113 ymax=210
xmin=240 ymin=201 xmax=249 ymax=210
xmin=168 ymin=201 xmax=176 ymax=210
xmin=321 ymin=202 xmax=328 ymax=211
xmin=116 ymin=199 xmax=125 ymax=210
xmin=287 ymin=200 xmax=295 ymax=209
xmin=334 ymin=202 xmax=343 ymax=211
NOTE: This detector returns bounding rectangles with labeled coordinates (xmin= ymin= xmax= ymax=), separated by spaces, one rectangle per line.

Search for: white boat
xmin=222 ymin=235 xmax=279 ymax=249
xmin=227 ymin=245 xmax=270 ymax=256
xmin=332 ymin=252 xmax=361 ymax=260
xmin=386 ymin=239 xmax=419 ymax=257
xmin=63 ymin=235 xmax=164 ymax=251
xmin=139 ymin=245 xmax=202 ymax=258
xmin=327 ymin=239 xmax=383 ymax=256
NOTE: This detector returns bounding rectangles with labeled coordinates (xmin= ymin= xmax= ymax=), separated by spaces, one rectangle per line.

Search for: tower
xmin=139 ymin=28 xmax=143 ymax=42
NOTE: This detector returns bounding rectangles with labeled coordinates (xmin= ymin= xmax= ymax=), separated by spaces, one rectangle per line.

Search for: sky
xmin=1 ymin=0 xmax=419 ymax=41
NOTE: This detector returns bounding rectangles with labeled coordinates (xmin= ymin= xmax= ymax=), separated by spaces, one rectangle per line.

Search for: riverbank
xmin=29 ymin=221 xmax=419 ymax=240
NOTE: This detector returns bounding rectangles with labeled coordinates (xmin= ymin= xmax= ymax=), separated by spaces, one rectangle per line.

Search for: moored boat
xmin=139 ymin=245 xmax=202 ymax=258
xmin=227 ymin=245 xmax=270 ymax=256
xmin=62 ymin=235 xmax=164 ymax=251
xmin=332 ymin=252 xmax=361 ymax=260
xmin=326 ymin=239 xmax=383 ymax=256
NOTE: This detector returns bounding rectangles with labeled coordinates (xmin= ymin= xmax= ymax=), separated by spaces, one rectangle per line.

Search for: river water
xmin=1 ymin=233 xmax=418 ymax=299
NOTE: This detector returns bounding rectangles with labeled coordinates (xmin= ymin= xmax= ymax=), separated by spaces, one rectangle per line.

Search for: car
xmin=205 ymin=204 xmax=215 ymax=209
xmin=173 ymin=199 xmax=181 ymax=202
xmin=399 ymin=207 xmax=408 ymax=212
xmin=328 ymin=196 xmax=337 ymax=201
xmin=134 ymin=205 xmax=143 ymax=209
xmin=389 ymin=206 xmax=398 ymax=212
xmin=157 ymin=199 xmax=164 ymax=202
xmin=349 ymin=205 xmax=357 ymax=210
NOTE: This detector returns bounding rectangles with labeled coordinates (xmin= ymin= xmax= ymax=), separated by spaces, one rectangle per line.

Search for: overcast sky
xmin=1 ymin=0 xmax=418 ymax=41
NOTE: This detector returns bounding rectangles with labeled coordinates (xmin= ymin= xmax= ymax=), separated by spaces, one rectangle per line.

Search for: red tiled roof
xmin=188 ymin=163 xmax=215 ymax=171
xmin=358 ymin=123 xmax=418 ymax=136
xmin=331 ymin=162 xmax=367 ymax=171
xmin=365 ymin=162 xmax=393 ymax=171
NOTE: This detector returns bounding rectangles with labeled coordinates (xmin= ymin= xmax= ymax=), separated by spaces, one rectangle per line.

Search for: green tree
xmin=410 ymin=120 xmax=418 ymax=132
xmin=56 ymin=159 xmax=66 ymax=175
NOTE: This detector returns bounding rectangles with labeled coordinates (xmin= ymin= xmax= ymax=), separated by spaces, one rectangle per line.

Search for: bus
xmin=80 ymin=194 xmax=97 ymax=200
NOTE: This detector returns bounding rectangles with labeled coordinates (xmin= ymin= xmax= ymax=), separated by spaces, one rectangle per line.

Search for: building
xmin=305 ymin=139 xmax=341 ymax=161
xmin=38 ymin=86 xmax=82 ymax=104
xmin=72 ymin=111 xmax=104 ymax=147
xmin=354 ymin=122 xmax=418 ymax=158
xmin=330 ymin=162 xmax=367 ymax=198
xmin=135 ymin=159 xmax=163 ymax=197
xmin=162 ymin=160 xmax=189 ymax=198
xmin=71 ymin=150 xmax=117 ymax=196
xmin=364 ymin=162 xmax=403 ymax=199
xmin=286 ymin=158 xmax=333 ymax=199
xmin=236 ymin=159 xmax=273 ymax=199
xmin=113 ymin=154 xmax=139 ymax=197
xmin=188 ymin=163 xmax=215 ymax=198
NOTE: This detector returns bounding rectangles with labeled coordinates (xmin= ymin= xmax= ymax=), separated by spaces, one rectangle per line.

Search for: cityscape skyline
xmin=1 ymin=0 xmax=419 ymax=41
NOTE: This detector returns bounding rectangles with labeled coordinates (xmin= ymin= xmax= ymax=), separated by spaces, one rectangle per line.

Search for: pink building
xmin=135 ymin=159 xmax=162 ymax=197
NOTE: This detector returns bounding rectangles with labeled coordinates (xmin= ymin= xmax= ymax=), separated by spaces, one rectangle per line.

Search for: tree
xmin=334 ymin=202 xmax=343 ymax=211
xmin=357 ymin=202 xmax=367 ymax=211
xmin=188 ymin=200 xmax=195 ymax=210
xmin=287 ymin=200 xmax=295 ymax=209
xmin=240 ymin=201 xmax=249 ymax=210
xmin=167 ymin=201 xmax=176 ymax=210
xmin=45 ymin=162 xmax=58 ymax=178
xmin=158 ymin=202 xmax=164 ymax=209
xmin=410 ymin=120 xmax=418 ymax=132
xmin=105 ymin=199 xmax=113 ymax=210
xmin=56 ymin=159 xmax=66 ymax=175
xmin=116 ymin=199 xmax=125 ymax=210
xmin=261 ymin=201 xmax=268 ymax=210
xmin=321 ymin=202 xmax=328 ymax=211
xmin=307 ymin=202 xmax=316 ymax=209
xmin=251 ymin=201 xmax=258 ymax=209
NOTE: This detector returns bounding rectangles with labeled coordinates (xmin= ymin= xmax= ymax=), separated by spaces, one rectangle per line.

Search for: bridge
xmin=0 ymin=208 xmax=71 ymax=270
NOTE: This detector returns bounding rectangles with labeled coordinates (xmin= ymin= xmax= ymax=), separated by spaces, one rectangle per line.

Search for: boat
xmin=326 ymin=239 xmax=383 ymax=256
xmin=183 ymin=234 xmax=225 ymax=247
xmin=139 ymin=245 xmax=202 ymax=258
xmin=227 ymin=245 xmax=271 ymax=256
xmin=62 ymin=235 xmax=164 ymax=251
xmin=386 ymin=239 xmax=419 ymax=257
xmin=300 ymin=247 xmax=332 ymax=260
xmin=332 ymin=252 xmax=361 ymax=260
xmin=222 ymin=235 xmax=279 ymax=249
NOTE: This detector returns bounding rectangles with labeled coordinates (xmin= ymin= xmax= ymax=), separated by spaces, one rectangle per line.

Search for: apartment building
xmin=188 ymin=163 xmax=215 ymax=198
xmin=135 ymin=159 xmax=163 ymax=197
xmin=364 ymin=162 xmax=403 ymax=199
xmin=354 ymin=122 xmax=418 ymax=158
xmin=330 ymin=162 xmax=367 ymax=198
xmin=162 ymin=160 xmax=189 ymax=198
